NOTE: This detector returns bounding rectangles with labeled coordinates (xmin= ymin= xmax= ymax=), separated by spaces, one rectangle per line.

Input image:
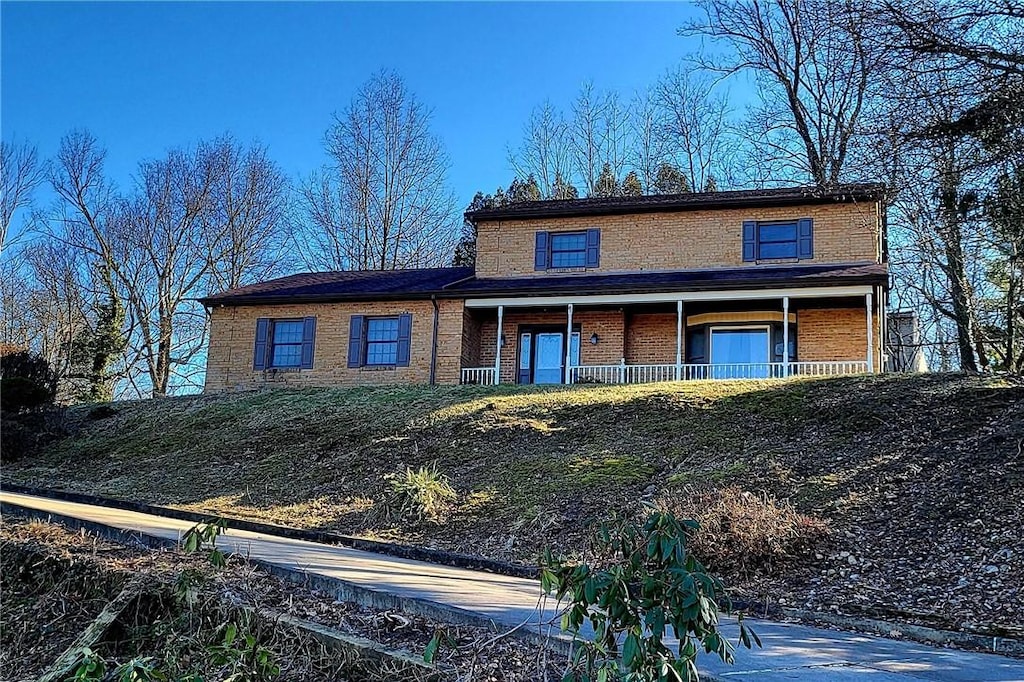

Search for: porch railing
xmin=461 ymin=361 xmax=869 ymax=385
xmin=569 ymin=361 xmax=869 ymax=384
xmin=460 ymin=367 xmax=498 ymax=385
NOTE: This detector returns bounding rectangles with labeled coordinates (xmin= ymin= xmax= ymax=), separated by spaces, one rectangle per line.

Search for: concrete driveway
xmin=3 ymin=490 xmax=1022 ymax=681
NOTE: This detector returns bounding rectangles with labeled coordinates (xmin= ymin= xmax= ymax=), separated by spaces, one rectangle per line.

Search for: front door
xmin=533 ymin=332 xmax=564 ymax=384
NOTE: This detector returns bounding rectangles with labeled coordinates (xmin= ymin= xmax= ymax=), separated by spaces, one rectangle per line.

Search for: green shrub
xmin=541 ymin=507 xmax=758 ymax=682
xmin=0 ymin=350 xmax=58 ymax=413
xmin=0 ymin=409 xmax=66 ymax=463
xmin=378 ymin=464 xmax=458 ymax=523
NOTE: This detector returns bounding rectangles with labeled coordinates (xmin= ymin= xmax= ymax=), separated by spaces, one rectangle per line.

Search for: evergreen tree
xmin=506 ymin=175 xmax=543 ymax=204
xmin=654 ymin=163 xmax=690 ymax=194
xmin=621 ymin=170 xmax=643 ymax=196
xmin=551 ymin=172 xmax=580 ymax=200
xmin=593 ymin=162 xmax=620 ymax=198
xmin=703 ymin=175 xmax=718 ymax=192
xmin=68 ymin=264 xmax=126 ymax=402
xmin=453 ymin=191 xmax=492 ymax=267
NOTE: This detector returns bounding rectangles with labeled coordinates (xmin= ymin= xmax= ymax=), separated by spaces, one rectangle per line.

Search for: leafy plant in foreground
xmin=540 ymin=507 xmax=760 ymax=682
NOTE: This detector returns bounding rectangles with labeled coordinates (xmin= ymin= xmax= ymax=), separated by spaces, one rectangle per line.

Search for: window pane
xmin=711 ymin=329 xmax=770 ymax=364
xmin=758 ymin=241 xmax=798 ymax=259
xmin=271 ymin=344 xmax=301 ymax=368
xmin=570 ymin=332 xmax=580 ymax=366
xmin=367 ymin=317 xmax=399 ymax=342
xmin=272 ymin=320 xmax=303 ymax=343
xmin=758 ymin=223 xmax=797 ymax=243
xmin=550 ymin=232 xmax=587 ymax=268
xmin=519 ymin=333 xmax=532 ymax=369
xmin=551 ymin=233 xmax=587 ymax=251
xmin=550 ymin=251 xmax=586 ymax=268
xmin=366 ymin=341 xmax=398 ymax=365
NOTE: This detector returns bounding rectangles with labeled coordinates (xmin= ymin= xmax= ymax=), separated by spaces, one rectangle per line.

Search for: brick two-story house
xmin=200 ymin=184 xmax=889 ymax=391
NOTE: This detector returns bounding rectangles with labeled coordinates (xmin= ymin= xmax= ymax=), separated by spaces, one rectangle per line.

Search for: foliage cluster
xmin=541 ymin=508 xmax=758 ymax=682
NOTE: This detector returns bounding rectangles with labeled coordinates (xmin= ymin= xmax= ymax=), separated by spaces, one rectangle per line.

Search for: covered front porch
xmin=458 ymin=285 xmax=882 ymax=385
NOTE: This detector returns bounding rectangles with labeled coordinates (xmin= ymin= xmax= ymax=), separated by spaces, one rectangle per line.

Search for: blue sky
xmin=3 ymin=2 xmax=708 ymax=215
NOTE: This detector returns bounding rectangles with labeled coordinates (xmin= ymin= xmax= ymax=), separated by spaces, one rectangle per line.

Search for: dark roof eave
xmin=465 ymin=185 xmax=886 ymax=222
xmin=437 ymin=274 xmax=888 ymax=300
xmin=198 ymin=290 xmax=445 ymax=307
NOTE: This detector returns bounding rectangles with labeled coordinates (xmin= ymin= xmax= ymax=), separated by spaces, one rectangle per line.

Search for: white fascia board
xmin=463 ymin=285 xmax=873 ymax=308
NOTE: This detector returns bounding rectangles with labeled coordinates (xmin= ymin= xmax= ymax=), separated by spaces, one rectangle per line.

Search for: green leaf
xmin=423 ymin=630 xmax=442 ymax=663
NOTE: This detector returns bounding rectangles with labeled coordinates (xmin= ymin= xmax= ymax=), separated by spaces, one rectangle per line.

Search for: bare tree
xmin=682 ymin=0 xmax=887 ymax=186
xmin=1 ymin=139 xmax=45 ymax=249
xmin=509 ymin=100 xmax=572 ymax=199
xmin=630 ymin=87 xmax=670 ymax=193
xmin=303 ymin=71 xmax=459 ymax=272
xmin=570 ymin=82 xmax=606 ymax=196
xmin=206 ymin=137 xmax=294 ymax=291
xmin=654 ymin=69 xmax=734 ymax=192
xmin=46 ymin=130 xmax=290 ymax=397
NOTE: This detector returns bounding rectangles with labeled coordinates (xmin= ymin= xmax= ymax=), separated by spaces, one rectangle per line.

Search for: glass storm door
xmin=533 ymin=333 xmax=565 ymax=384
xmin=710 ymin=327 xmax=771 ymax=379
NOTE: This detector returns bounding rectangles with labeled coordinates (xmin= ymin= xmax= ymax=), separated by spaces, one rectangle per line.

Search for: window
xmin=347 ymin=313 xmax=412 ymax=368
xmin=253 ymin=317 xmax=315 ymax=370
xmin=365 ymin=317 xmax=400 ymax=366
xmin=757 ymin=222 xmax=798 ymax=259
xmin=535 ymin=228 xmax=601 ymax=270
xmin=743 ymin=218 xmax=813 ymax=261
xmin=550 ymin=232 xmax=588 ymax=268
xmin=710 ymin=326 xmax=771 ymax=379
xmin=269 ymin=320 xmax=304 ymax=368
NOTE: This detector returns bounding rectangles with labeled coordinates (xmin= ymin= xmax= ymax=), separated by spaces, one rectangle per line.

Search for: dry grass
xmin=4 ymin=373 xmax=1023 ymax=630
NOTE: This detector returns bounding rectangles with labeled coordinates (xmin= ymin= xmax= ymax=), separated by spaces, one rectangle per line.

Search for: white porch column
xmin=866 ymin=291 xmax=874 ymax=373
xmin=494 ymin=305 xmax=504 ymax=384
xmin=565 ymin=303 xmax=574 ymax=384
xmin=782 ymin=296 xmax=790 ymax=377
xmin=675 ymin=300 xmax=684 ymax=380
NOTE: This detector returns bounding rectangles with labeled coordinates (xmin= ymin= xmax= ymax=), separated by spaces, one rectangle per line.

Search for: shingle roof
xmin=200 ymin=263 xmax=886 ymax=306
xmin=445 ymin=263 xmax=888 ymax=298
xmin=465 ymin=183 xmax=886 ymax=222
xmin=199 ymin=267 xmax=475 ymax=306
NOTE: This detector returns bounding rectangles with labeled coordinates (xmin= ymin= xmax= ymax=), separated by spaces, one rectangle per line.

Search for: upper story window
xmin=550 ymin=232 xmax=588 ymax=268
xmin=743 ymin=218 xmax=813 ymax=262
xmin=535 ymin=228 xmax=601 ymax=270
xmin=347 ymin=313 xmax=413 ymax=368
xmin=253 ymin=317 xmax=316 ymax=370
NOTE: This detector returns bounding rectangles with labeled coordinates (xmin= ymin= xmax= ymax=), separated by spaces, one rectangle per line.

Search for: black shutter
xmin=396 ymin=313 xmax=412 ymax=367
xmin=797 ymin=218 xmax=814 ymax=259
xmin=347 ymin=315 xmax=365 ymax=368
xmin=253 ymin=318 xmax=270 ymax=370
xmin=534 ymin=231 xmax=549 ymax=270
xmin=585 ymin=228 xmax=601 ymax=268
xmin=300 ymin=316 xmax=316 ymax=369
xmin=742 ymin=221 xmax=757 ymax=262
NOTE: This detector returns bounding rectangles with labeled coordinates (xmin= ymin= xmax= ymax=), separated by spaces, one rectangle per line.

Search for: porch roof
xmin=446 ymin=262 xmax=887 ymax=299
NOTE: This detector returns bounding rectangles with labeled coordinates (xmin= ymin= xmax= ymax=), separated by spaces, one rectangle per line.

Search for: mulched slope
xmin=4 ymin=374 xmax=1022 ymax=636
xmin=1 ymin=517 xmax=565 ymax=681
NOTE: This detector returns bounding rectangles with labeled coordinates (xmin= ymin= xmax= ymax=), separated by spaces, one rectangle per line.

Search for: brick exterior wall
xmin=476 ymin=310 xmax=625 ymax=383
xmin=203 ymin=299 xmax=464 ymax=392
xmin=474 ymin=201 xmax=882 ymax=278
xmin=797 ymin=307 xmax=882 ymax=371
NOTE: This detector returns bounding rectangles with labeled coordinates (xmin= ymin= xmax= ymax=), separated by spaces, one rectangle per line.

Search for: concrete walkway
xmin=3 ymin=490 xmax=1023 ymax=681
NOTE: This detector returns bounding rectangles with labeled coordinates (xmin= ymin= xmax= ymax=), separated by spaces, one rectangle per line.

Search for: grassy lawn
xmin=4 ymin=373 xmax=1023 ymax=631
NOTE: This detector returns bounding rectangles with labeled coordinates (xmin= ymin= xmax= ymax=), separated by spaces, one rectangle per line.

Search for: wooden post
xmin=866 ymin=292 xmax=874 ymax=373
xmin=783 ymin=296 xmax=790 ymax=377
xmin=565 ymin=303 xmax=574 ymax=384
xmin=494 ymin=305 xmax=503 ymax=384
xmin=675 ymin=299 xmax=684 ymax=381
